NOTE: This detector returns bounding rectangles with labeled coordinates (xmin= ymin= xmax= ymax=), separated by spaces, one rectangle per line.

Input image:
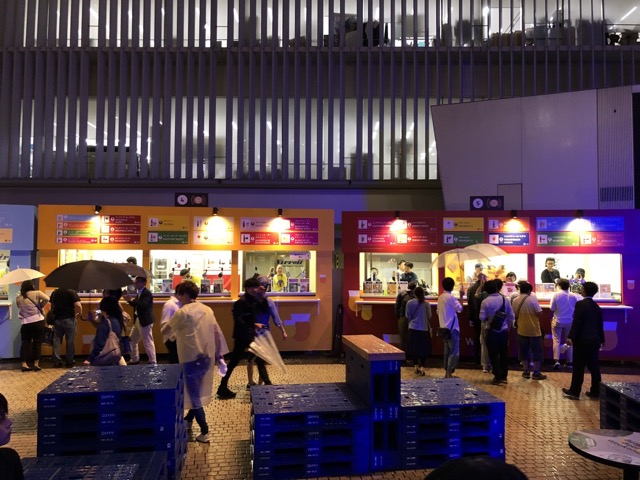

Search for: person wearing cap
xmin=123 ymin=275 xmax=157 ymax=365
xmin=466 ymin=263 xmax=484 ymax=283
xmin=217 ymin=277 xmax=287 ymax=399
xmin=246 ymin=275 xmax=288 ymax=387
xmin=541 ymin=257 xmax=561 ymax=283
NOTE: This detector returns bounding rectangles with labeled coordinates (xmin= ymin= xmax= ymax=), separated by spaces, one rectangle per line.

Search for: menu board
xmin=148 ymin=215 xmax=189 ymax=245
xmin=240 ymin=217 xmax=320 ymax=246
xmin=100 ymin=215 xmax=142 ymax=244
xmin=536 ymin=216 xmax=624 ymax=247
xmin=443 ymin=217 xmax=484 ymax=246
xmin=357 ymin=216 xmax=438 ymax=250
xmin=55 ymin=214 xmax=100 ymax=244
xmin=488 ymin=217 xmax=530 ymax=246
xmin=193 ymin=216 xmax=234 ymax=246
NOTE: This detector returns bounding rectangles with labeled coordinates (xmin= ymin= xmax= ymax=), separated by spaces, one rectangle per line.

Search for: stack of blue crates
xmin=343 ymin=335 xmax=405 ymax=471
xmin=22 ymin=451 xmax=167 ymax=479
xmin=600 ymin=382 xmax=640 ymax=431
xmin=250 ymin=383 xmax=370 ymax=479
xmin=37 ymin=365 xmax=186 ymax=480
xmin=401 ymin=378 xmax=505 ymax=469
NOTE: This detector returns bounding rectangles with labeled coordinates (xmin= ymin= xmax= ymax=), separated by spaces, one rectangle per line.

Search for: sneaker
xmin=522 ymin=371 xmax=531 ymax=379
xmin=216 ymin=387 xmax=236 ymax=400
xmin=553 ymin=362 xmax=561 ymax=370
xmin=482 ymin=367 xmax=491 ymax=374
xmin=585 ymin=391 xmax=599 ymax=400
xmin=562 ymin=388 xmax=580 ymax=400
xmin=195 ymin=433 xmax=210 ymax=444
xmin=490 ymin=378 xmax=502 ymax=386
xmin=499 ymin=378 xmax=508 ymax=384
xmin=532 ymin=373 xmax=547 ymax=380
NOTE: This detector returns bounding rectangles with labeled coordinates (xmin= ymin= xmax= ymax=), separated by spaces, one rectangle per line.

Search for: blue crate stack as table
xmin=249 ymin=334 xmax=506 ymax=479
xmin=36 ymin=365 xmax=186 ymax=480
xmin=22 ymin=451 xmax=167 ymax=480
xmin=600 ymin=382 xmax=640 ymax=431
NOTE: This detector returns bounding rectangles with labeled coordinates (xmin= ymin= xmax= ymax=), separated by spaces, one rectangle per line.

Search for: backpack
xmin=92 ymin=318 xmax=122 ymax=366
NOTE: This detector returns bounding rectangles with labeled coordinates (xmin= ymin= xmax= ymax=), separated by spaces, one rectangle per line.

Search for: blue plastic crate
xmin=252 ymin=423 xmax=369 ymax=448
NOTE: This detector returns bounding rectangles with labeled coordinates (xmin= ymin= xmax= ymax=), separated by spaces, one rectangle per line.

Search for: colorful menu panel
xmin=193 ymin=216 xmax=234 ymax=246
xmin=357 ymin=216 xmax=439 ymax=248
xmin=442 ymin=217 xmax=484 ymax=246
xmin=536 ymin=232 xmax=580 ymax=247
xmin=100 ymin=215 xmax=142 ymax=244
xmin=536 ymin=216 xmax=624 ymax=247
xmin=148 ymin=215 xmax=190 ymax=230
xmin=240 ymin=216 xmax=320 ymax=246
xmin=488 ymin=217 xmax=531 ymax=232
xmin=55 ymin=214 xmax=100 ymax=244
xmin=147 ymin=231 xmax=189 ymax=245
xmin=489 ymin=233 xmax=530 ymax=246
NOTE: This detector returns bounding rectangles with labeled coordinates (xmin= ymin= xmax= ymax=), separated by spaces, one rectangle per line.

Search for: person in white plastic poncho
xmin=161 ymin=281 xmax=228 ymax=444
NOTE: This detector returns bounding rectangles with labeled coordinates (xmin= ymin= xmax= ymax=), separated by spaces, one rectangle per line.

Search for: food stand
xmin=37 ymin=205 xmax=334 ymax=356
xmin=342 ymin=210 xmax=639 ymax=361
xmin=0 ymin=205 xmax=38 ymax=359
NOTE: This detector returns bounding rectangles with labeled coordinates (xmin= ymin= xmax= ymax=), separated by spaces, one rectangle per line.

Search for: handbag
xmin=489 ymin=295 xmax=507 ymax=331
xmin=92 ymin=317 xmax=122 ymax=366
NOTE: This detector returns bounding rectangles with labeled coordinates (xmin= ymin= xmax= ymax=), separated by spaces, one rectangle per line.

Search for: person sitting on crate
xmin=162 ymin=281 xmax=226 ymax=443
xmin=0 ymin=393 xmax=23 ymax=480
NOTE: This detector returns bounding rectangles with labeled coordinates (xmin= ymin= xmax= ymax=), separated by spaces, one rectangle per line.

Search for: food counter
xmin=342 ymin=210 xmax=640 ymax=361
xmin=38 ymin=205 xmax=335 ymax=356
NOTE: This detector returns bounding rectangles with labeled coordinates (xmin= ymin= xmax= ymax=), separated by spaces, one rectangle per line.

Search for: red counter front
xmin=342 ymin=210 xmax=640 ymax=362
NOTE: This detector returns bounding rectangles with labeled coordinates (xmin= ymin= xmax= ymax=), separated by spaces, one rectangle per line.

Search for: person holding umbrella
xmin=15 ymin=280 xmax=49 ymax=372
xmin=123 ymin=275 xmax=157 ymax=365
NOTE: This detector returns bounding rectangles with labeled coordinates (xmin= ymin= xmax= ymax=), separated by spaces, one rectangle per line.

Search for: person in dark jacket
xmin=562 ymin=282 xmax=605 ymax=400
xmin=394 ymin=282 xmax=416 ymax=352
xmin=123 ymin=276 xmax=156 ymax=365
xmin=217 ymin=277 xmax=270 ymax=399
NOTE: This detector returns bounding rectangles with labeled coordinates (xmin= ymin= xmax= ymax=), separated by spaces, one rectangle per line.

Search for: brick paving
xmin=1 ymin=359 xmax=638 ymax=479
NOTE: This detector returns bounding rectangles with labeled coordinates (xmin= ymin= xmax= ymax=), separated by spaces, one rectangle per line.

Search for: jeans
xmin=53 ymin=317 xmax=76 ymax=364
xmin=443 ymin=329 xmax=460 ymax=375
xmin=184 ymin=407 xmax=208 ymax=435
xmin=129 ymin=320 xmax=157 ymax=364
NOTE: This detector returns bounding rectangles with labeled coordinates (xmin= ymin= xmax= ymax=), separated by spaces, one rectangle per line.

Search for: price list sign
xmin=55 ymin=214 xmax=99 ymax=244
xmin=536 ymin=216 xmax=624 ymax=247
xmin=147 ymin=215 xmax=190 ymax=245
xmin=443 ymin=217 xmax=484 ymax=246
xmin=100 ymin=215 xmax=142 ymax=244
xmin=357 ymin=216 xmax=438 ymax=250
xmin=240 ymin=217 xmax=320 ymax=246
xmin=487 ymin=217 xmax=530 ymax=246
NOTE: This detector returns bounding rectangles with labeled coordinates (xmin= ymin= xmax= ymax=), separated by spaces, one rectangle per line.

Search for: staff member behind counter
xmin=541 ymin=257 xmax=561 ymax=284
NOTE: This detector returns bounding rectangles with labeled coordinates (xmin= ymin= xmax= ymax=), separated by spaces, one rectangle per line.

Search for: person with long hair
xmin=15 ymin=280 xmax=49 ymax=372
xmin=0 ymin=393 xmax=24 ymax=479
xmin=405 ymin=286 xmax=432 ymax=376
xmin=84 ymin=296 xmax=123 ymax=366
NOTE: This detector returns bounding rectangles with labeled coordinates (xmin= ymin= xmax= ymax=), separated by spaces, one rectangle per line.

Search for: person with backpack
xmin=394 ymin=282 xmax=417 ymax=353
xmin=479 ymin=280 xmax=515 ymax=385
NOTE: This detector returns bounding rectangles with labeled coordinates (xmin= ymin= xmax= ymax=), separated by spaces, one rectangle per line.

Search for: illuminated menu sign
xmin=240 ymin=217 xmax=320 ymax=246
xmin=148 ymin=215 xmax=189 ymax=245
xmin=536 ymin=216 xmax=624 ymax=247
xmin=100 ymin=215 xmax=142 ymax=244
xmin=488 ymin=217 xmax=530 ymax=246
xmin=55 ymin=214 xmax=99 ymax=244
xmin=193 ymin=216 xmax=234 ymax=246
xmin=443 ymin=217 xmax=484 ymax=246
xmin=357 ymin=216 xmax=438 ymax=249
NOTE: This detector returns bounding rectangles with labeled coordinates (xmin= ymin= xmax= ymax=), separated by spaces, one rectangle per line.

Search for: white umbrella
xmin=0 ymin=268 xmax=45 ymax=286
xmin=464 ymin=243 xmax=508 ymax=258
xmin=433 ymin=248 xmax=493 ymax=284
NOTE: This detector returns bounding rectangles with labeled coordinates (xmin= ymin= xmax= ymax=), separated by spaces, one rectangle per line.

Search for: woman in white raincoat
xmin=161 ymin=281 xmax=228 ymax=444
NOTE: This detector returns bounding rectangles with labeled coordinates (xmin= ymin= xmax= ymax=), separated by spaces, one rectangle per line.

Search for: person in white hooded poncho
xmin=161 ymin=281 xmax=228 ymax=444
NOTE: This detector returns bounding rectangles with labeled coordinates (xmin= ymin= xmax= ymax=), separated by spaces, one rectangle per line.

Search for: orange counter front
xmin=37 ymin=205 xmax=334 ymax=357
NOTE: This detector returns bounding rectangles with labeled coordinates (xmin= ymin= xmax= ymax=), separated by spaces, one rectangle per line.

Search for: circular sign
xmin=176 ymin=194 xmax=188 ymax=205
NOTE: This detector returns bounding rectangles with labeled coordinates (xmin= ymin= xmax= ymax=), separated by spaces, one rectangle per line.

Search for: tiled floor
xmin=1 ymin=357 xmax=638 ymax=480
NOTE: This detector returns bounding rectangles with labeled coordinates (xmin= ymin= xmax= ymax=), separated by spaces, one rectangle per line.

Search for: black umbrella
xmin=114 ymin=263 xmax=154 ymax=279
xmin=44 ymin=260 xmax=134 ymax=291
